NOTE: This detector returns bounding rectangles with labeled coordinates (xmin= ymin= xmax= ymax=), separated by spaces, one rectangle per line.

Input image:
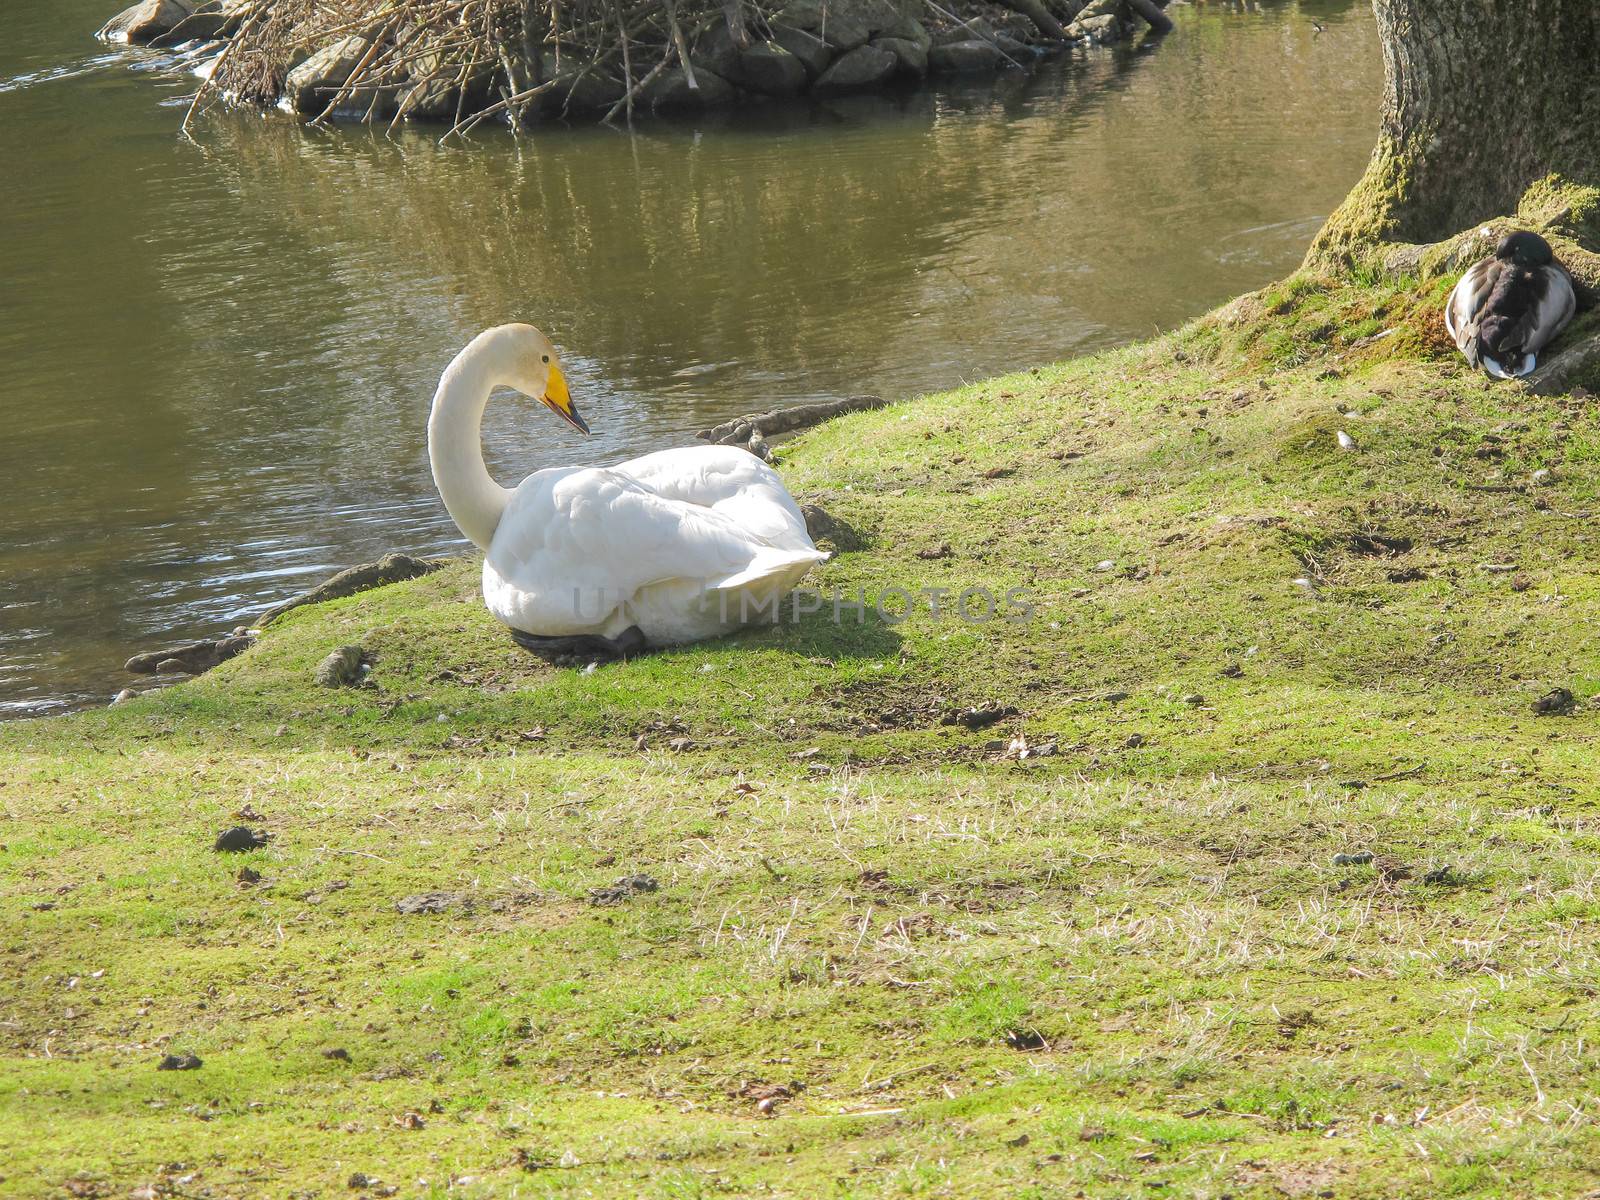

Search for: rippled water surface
xmin=0 ymin=0 xmax=1381 ymax=716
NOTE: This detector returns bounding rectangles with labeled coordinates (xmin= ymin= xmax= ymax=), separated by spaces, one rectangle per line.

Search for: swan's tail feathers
xmin=707 ymin=548 xmax=829 ymax=593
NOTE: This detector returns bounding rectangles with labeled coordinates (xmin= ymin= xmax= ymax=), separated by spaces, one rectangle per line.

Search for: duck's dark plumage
xmin=1445 ymin=231 xmax=1576 ymax=379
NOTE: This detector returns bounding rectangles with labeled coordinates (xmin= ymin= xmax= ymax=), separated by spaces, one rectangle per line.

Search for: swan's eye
xmin=541 ymin=354 xmax=551 ymax=364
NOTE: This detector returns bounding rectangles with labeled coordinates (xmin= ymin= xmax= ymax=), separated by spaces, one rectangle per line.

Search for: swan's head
xmin=492 ymin=323 xmax=590 ymax=435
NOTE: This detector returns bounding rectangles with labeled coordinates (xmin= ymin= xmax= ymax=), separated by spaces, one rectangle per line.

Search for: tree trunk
xmin=1310 ymin=0 xmax=1600 ymax=269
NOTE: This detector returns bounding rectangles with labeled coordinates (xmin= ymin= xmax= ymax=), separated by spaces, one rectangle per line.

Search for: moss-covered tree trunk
xmin=1310 ymin=0 xmax=1600 ymax=268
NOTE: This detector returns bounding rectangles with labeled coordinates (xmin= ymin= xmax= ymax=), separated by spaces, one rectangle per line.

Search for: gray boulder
xmin=532 ymin=62 xmax=626 ymax=117
xmin=770 ymin=25 xmax=834 ymax=77
xmin=812 ymin=44 xmax=898 ymax=95
xmin=692 ymin=25 xmax=743 ymax=78
xmin=773 ymin=0 xmax=870 ymax=53
xmin=151 ymin=1 xmax=233 ymax=44
xmin=852 ymin=0 xmax=927 ymax=41
xmin=125 ymin=633 xmax=252 ymax=676
xmin=933 ymin=17 xmax=997 ymax=44
xmin=283 ymin=36 xmax=377 ymax=115
xmin=314 ymin=646 xmax=366 ymax=688
xmin=400 ymin=77 xmax=465 ymax=121
xmin=734 ymin=41 xmax=809 ymax=97
xmin=644 ymin=66 xmax=736 ymax=112
xmin=993 ymin=33 xmax=1034 ymax=58
xmin=1068 ymin=13 xmax=1123 ymax=42
xmin=98 ymin=0 xmax=193 ymax=45
xmin=927 ymin=39 xmax=1010 ymax=73
xmin=400 ymin=54 xmax=494 ymax=120
xmin=873 ymin=35 xmax=928 ymax=77
xmin=258 ymin=552 xmax=444 ymax=625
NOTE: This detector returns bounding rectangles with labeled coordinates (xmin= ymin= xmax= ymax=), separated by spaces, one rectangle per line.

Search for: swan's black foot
xmin=509 ymin=625 xmax=650 ymax=667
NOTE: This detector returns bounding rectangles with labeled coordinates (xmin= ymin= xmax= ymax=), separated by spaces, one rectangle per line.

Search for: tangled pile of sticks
xmin=199 ymin=0 xmax=812 ymax=133
xmin=173 ymin=0 xmax=1169 ymax=135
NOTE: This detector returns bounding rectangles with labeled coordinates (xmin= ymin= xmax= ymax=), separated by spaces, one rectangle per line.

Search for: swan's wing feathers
xmin=614 ymin=446 xmax=813 ymax=547
xmin=541 ymin=468 xmax=806 ymax=595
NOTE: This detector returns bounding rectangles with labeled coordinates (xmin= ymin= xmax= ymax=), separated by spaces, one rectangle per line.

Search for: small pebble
xmin=1332 ymin=851 xmax=1374 ymax=867
xmin=1336 ymin=430 xmax=1355 ymax=450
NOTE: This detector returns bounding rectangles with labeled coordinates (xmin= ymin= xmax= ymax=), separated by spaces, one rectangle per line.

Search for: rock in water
xmin=733 ymin=41 xmax=809 ymax=97
xmin=283 ymin=36 xmax=377 ymax=115
xmin=214 ymin=826 xmax=267 ymax=853
xmin=643 ymin=67 xmax=736 ymax=113
xmin=770 ymin=26 xmax=833 ymax=77
xmin=774 ymin=0 xmax=871 ymax=52
xmin=928 ymin=41 xmax=1011 ymax=73
xmin=314 ymin=646 xmax=366 ymax=688
xmin=258 ymin=552 xmax=443 ymax=625
xmin=125 ymin=634 xmax=252 ymax=676
xmin=874 ymin=36 xmax=929 ymax=77
xmin=812 ymin=44 xmax=898 ymax=96
xmin=98 ymin=0 xmax=192 ymax=45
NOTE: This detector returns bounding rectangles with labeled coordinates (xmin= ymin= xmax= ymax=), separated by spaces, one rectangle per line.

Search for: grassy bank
xmin=5 ymin=273 xmax=1600 ymax=1198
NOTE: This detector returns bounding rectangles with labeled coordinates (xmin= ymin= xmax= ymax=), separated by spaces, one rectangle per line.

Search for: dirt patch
xmin=1349 ymin=531 xmax=1414 ymax=557
xmin=814 ymin=681 xmax=951 ymax=734
xmin=1232 ymin=1159 xmax=1342 ymax=1198
xmin=395 ymin=891 xmax=465 ymax=915
xmin=732 ymin=1077 xmax=805 ymax=1116
xmin=588 ymin=874 xmax=659 ymax=906
xmin=942 ymin=704 xmax=1021 ymax=730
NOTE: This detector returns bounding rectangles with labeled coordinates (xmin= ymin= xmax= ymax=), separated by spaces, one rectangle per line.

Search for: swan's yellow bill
xmin=542 ymin=364 xmax=589 ymax=435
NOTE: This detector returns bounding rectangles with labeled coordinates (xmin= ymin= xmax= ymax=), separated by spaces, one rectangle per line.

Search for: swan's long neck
xmin=427 ymin=336 xmax=515 ymax=550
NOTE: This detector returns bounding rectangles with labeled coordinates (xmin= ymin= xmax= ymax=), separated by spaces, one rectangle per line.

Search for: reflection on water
xmin=0 ymin=0 xmax=1380 ymax=716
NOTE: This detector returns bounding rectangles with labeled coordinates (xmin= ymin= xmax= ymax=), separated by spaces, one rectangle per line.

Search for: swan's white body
xmin=427 ymin=325 xmax=826 ymax=648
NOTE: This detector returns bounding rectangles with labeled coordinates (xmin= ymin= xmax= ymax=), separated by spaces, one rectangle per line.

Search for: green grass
xmin=4 ymin=272 xmax=1600 ymax=1198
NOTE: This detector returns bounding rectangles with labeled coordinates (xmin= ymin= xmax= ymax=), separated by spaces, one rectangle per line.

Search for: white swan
xmin=427 ymin=324 xmax=828 ymax=659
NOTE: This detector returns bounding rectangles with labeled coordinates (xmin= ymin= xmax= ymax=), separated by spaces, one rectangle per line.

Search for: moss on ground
xmin=4 ymin=273 xmax=1600 ymax=1198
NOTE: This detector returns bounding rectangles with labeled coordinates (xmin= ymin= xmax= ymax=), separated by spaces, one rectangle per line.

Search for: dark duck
xmin=1445 ymin=230 xmax=1576 ymax=379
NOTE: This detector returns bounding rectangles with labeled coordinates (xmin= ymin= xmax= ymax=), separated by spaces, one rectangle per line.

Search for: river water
xmin=0 ymin=0 xmax=1380 ymax=717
